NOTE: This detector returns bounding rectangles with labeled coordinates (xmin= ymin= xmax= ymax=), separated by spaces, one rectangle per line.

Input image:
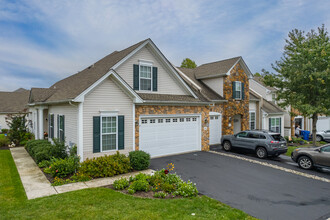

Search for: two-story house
xmin=29 ymin=39 xmax=252 ymax=161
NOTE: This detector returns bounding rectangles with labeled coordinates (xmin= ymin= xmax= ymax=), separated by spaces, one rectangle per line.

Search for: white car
xmin=316 ymin=130 xmax=330 ymax=142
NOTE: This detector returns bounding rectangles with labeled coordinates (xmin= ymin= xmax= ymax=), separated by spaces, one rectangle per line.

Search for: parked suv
xmin=316 ymin=130 xmax=330 ymax=142
xmin=221 ymin=130 xmax=287 ymax=159
xmin=291 ymin=144 xmax=330 ymax=170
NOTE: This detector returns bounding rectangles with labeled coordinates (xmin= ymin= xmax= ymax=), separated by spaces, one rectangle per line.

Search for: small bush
xmin=51 ymin=139 xmax=68 ymax=159
xmin=52 ymin=177 xmax=74 ymax=186
xmin=79 ymin=152 xmax=131 ymax=178
xmin=1 ymin=129 xmax=9 ymax=134
xmin=128 ymin=179 xmax=149 ymax=192
xmin=129 ymin=151 xmax=150 ymax=170
xmin=38 ymin=160 xmax=52 ymax=168
xmin=44 ymin=156 xmax=79 ymax=178
xmin=70 ymin=171 xmax=92 ymax=182
xmin=154 ymin=191 xmax=167 ymax=198
xmin=161 ymin=182 xmax=176 ymax=193
xmin=113 ymin=178 xmax=129 ymax=190
xmin=173 ymin=180 xmax=198 ymax=197
xmin=0 ymin=136 xmax=10 ymax=147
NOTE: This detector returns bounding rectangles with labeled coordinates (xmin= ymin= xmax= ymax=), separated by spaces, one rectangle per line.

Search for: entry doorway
xmin=233 ymin=114 xmax=241 ymax=134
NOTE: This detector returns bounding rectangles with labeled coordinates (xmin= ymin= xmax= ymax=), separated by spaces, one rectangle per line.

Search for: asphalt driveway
xmin=150 ymin=151 xmax=330 ymax=220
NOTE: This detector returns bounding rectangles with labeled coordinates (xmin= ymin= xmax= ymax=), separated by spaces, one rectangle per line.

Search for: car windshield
xmin=271 ymin=134 xmax=285 ymax=141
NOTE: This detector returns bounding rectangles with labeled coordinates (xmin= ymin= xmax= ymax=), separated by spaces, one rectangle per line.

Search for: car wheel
xmin=298 ymin=156 xmax=313 ymax=170
xmin=223 ymin=141 xmax=232 ymax=151
xmin=256 ymin=147 xmax=267 ymax=159
xmin=316 ymin=135 xmax=323 ymax=142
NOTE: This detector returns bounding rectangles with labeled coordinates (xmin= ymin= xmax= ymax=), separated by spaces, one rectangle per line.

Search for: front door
xmin=233 ymin=114 xmax=241 ymax=134
xmin=209 ymin=114 xmax=222 ymax=145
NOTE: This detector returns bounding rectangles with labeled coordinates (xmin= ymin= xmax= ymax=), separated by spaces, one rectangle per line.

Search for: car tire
xmin=298 ymin=156 xmax=313 ymax=170
xmin=256 ymin=147 xmax=267 ymax=159
xmin=223 ymin=141 xmax=232 ymax=151
xmin=316 ymin=135 xmax=323 ymax=142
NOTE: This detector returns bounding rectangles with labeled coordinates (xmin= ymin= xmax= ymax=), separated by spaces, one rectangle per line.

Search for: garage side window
xmin=93 ymin=115 xmax=124 ymax=153
xmin=249 ymin=112 xmax=256 ymax=130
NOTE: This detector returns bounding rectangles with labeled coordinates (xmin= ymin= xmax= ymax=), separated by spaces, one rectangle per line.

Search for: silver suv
xmin=316 ymin=130 xmax=330 ymax=142
xmin=221 ymin=130 xmax=287 ymax=159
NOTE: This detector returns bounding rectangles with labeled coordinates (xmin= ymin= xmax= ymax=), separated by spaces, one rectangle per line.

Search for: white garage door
xmin=139 ymin=115 xmax=201 ymax=157
xmin=209 ymin=114 xmax=222 ymax=145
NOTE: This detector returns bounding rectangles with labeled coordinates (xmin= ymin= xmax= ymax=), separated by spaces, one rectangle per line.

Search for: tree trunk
xmin=312 ymin=113 xmax=318 ymax=146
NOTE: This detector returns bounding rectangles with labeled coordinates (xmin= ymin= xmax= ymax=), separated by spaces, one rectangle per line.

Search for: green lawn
xmin=0 ymin=133 xmax=6 ymax=139
xmin=0 ymin=150 xmax=255 ymax=220
xmin=285 ymin=143 xmax=325 ymax=156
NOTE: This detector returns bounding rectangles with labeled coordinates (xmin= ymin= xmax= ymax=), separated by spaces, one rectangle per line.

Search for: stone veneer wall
xmin=222 ymin=63 xmax=250 ymax=135
xmin=135 ymin=105 xmax=219 ymax=151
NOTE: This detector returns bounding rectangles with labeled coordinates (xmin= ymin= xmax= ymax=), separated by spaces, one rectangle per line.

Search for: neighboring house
xmin=248 ymin=90 xmax=285 ymax=136
xmin=28 ymin=39 xmax=252 ymax=160
xmin=250 ymin=76 xmax=314 ymax=137
xmin=0 ymin=88 xmax=30 ymax=130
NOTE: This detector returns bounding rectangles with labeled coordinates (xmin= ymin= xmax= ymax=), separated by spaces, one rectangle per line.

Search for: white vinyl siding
xmin=115 ymin=45 xmax=188 ymax=95
xmin=83 ymin=77 xmax=133 ymax=160
xmin=202 ymin=77 xmax=224 ymax=96
xmin=0 ymin=114 xmax=9 ymax=130
xmin=48 ymin=104 xmax=78 ymax=146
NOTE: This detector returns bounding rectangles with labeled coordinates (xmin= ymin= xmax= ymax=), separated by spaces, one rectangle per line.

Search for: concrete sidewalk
xmin=10 ymin=147 xmax=153 ymax=200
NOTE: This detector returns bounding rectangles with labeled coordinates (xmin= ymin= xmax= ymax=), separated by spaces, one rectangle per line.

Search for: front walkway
xmin=10 ymin=147 xmax=153 ymax=200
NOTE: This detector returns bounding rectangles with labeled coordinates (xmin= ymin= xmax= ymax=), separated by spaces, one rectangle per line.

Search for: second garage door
xmin=139 ymin=115 xmax=201 ymax=157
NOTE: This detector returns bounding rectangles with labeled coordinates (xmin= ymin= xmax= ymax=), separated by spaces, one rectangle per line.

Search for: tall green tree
xmin=180 ymin=58 xmax=197 ymax=69
xmin=263 ymin=25 xmax=330 ymax=145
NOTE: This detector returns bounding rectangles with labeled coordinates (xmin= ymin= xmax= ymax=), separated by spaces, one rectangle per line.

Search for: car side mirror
xmin=315 ymin=149 xmax=321 ymax=152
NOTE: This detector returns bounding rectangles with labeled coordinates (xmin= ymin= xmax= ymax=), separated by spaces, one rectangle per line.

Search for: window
xmin=179 ymin=118 xmax=184 ymax=122
xmin=49 ymin=114 xmax=54 ymax=139
xmin=158 ymin=119 xmax=163 ymax=123
xmin=235 ymin=81 xmax=241 ymax=99
xmin=142 ymin=119 xmax=147 ymax=124
xmin=140 ymin=65 xmax=152 ymax=91
xmin=166 ymin=119 xmax=171 ymax=123
xmin=186 ymin=118 xmax=191 ymax=122
xmin=249 ymin=112 xmax=256 ymax=130
xmin=150 ymin=119 xmax=155 ymax=124
xmin=173 ymin=118 xmax=178 ymax=122
xmin=101 ymin=116 xmax=117 ymax=151
xmin=270 ymin=118 xmax=281 ymax=133
xmin=192 ymin=118 xmax=197 ymax=121
xmin=58 ymin=115 xmax=65 ymax=142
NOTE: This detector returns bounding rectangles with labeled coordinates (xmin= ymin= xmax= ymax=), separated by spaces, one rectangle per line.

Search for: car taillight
xmin=270 ymin=141 xmax=279 ymax=144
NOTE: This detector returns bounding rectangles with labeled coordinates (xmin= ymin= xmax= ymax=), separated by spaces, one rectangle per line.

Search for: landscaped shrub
xmin=44 ymin=156 xmax=80 ymax=178
xmin=129 ymin=150 xmax=150 ymax=170
xmin=154 ymin=191 xmax=167 ymax=198
xmin=113 ymin=178 xmax=129 ymax=190
xmin=79 ymin=152 xmax=131 ymax=178
xmin=173 ymin=181 xmax=198 ymax=197
xmin=0 ymin=135 xmax=9 ymax=147
xmin=128 ymin=179 xmax=150 ymax=193
xmin=6 ymin=114 xmax=29 ymax=145
xmin=1 ymin=129 xmax=9 ymax=134
xmin=51 ymin=138 xmax=68 ymax=159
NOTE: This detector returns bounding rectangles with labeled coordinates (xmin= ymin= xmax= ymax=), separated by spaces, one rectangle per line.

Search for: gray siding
xmin=202 ymin=77 xmax=224 ymax=96
xmin=83 ymin=76 xmax=133 ymax=160
xmin=115 ymin=44 xmax=188 ymax=95
xmin=48 ymin=104 xmax=78 ymax=146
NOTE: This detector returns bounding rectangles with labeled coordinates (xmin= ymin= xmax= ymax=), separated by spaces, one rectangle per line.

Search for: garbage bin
xmin=301 ymin=130 xmax=310 ymax=141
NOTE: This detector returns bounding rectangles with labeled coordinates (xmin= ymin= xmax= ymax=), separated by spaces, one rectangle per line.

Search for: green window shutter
xmin=152 ymin=67 xmax=158 ymax=91
xmin=57 ymin=115 xmax=59 ymax=138
xmin=232 ymin=81 xmax=237 ymax=99
xmin=93 ymin=116 xmax=101 ymax=153
xmin=269 ymin=118 xmax=272 ymax=131
xmin=118 ymin=116 xmax=125 ymax=150
xmin=133 ymin=64 xmax=139 ymax=90
xmin=48 ymin=114 xmax=51 ymax=138
xmin=242 ymin=82 xmax=245 ymax=100
xmin=52 ymin=115 xmax=54 ymax=138
xmin=279 ymin=118 xmax=281 ymax=133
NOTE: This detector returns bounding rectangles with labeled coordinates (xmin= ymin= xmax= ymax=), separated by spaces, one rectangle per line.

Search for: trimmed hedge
xmin=25 ymin=139 xmax=67 ymax=163
xmin=79 ymin=152 xmax=131 ymax=178
xmin=129 ymin=151 xmax=150 ymax=170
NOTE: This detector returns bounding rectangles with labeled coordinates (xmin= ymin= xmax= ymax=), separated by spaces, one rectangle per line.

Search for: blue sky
xmin=0 ymin=0 xmax=329 ymax=91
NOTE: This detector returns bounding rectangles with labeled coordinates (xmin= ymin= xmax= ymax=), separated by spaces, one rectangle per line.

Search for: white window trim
xmin=235 ymin=81 xmax=242 ymax=100
xmin=139 ymin=63 xmax=153 ymax=92
xmin=249 ymin=111 xmax=256 ymax=130
xmin=270 ymin=117 xmax=280 ymax=133
xmin=100 ymin=113 xmax=118 ymax=152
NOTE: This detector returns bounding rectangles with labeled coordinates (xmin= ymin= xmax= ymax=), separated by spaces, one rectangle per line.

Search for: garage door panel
xmin=139 ymin=116 xmax=201 ymax=157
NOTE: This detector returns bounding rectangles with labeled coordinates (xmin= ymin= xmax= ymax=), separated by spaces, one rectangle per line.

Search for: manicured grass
xmin=285 ymin=143 xmax=325 ymax=156
xmin=0 ymin=133 xmax=6 ymax=139
xmin=0 ymin=150 xmax=255 ymax=220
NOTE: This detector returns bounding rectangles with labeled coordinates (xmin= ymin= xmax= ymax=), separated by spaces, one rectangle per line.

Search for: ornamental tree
xmin=180 ymin=58 xmax=197 ymax=69
xmin=263 ymin=25 xmax=330 ymax=145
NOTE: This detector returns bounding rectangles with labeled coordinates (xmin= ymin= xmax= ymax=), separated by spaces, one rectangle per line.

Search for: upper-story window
xmin=233 ymin=81 xmax=244 ymax=100
xmin=140 ymin=65 xmax=152 ymax=91
xmin=272 ymin=93 xmax=276 ymax=102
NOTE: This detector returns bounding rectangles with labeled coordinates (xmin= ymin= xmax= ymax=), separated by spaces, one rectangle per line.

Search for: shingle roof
xmin=0 ymin=90 xmax=30 ymax=113
xmin=29 ymin=39 xmax=148 ymax=103
xmin=177 ymin=67 xmax=225 ymax=102
xmin=253 ymin=76 xmax=276 ymax=91
xmin=29 ymin=88 xmax=57 ymax=103
xmin=194 ymin=57 xmax=241 ymax=79
xmin=262 ymin=99 xmax=284 ymax=114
